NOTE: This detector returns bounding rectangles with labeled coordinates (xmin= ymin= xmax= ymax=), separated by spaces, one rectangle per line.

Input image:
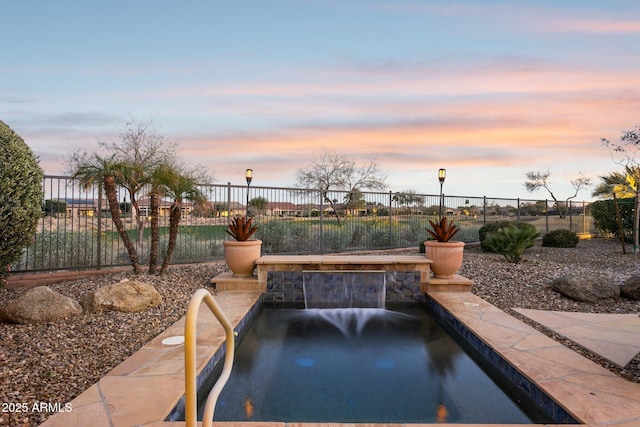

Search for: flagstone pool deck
xmin=39 ymin=290 xmax=640 ymax=427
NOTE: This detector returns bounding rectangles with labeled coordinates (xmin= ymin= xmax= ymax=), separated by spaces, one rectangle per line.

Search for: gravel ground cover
xmin=1 ymin=238 xmax=639 ymax=426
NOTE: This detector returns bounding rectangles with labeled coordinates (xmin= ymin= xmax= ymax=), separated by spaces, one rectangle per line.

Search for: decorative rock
xmin=81 ymin=279 xmax=162 ymax=313
xmin=0 ymin=286 xmax=82 ymax=324
xmin=621 ymin=275 xmax=640 ymax=301
xmin=551 ymin=275 xmax=620 ymax=303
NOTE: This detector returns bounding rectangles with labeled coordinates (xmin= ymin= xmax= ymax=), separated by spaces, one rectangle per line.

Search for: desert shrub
xmin=542 ymin=229 xmax=579 ymax=248
xmin=322 ymin=226 xmax=351 ymax=251
xmin=17 ymin=230 xmax=106 ymax=270
xmin=591 ymin=198 xmax=634 ymax=242
xmin=258 ymin=220 xmax=310 ymax=254
xmin=479 ymin=221 xmax=536 ymax=252
xmin=483 ymin=224 xmax=540 ymax=263
xmin=159 ymin=233 xmax=214 ymax=262
xmin=348 ymin=223 xmax=369 ymax=247
xmin=365 ymin=219 xmax=403 ymax=249
xmin=369 ymin=227 xmax=406 ymax=248
xmin=1 ymin=120 xmax=44 ymax=284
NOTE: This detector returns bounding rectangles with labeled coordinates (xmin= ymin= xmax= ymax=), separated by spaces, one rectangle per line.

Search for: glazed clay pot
xmin=223 ymin=240 xmax=262 ymax=277
xmin=424 ymin=240 xmax=465 ymax=279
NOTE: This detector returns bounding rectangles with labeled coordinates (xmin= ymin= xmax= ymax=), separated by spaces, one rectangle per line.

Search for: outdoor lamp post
xmin=245 ymin=169 xmax=253 ymax=216
xmin=438 ymin=168 xmax=446 ymax=217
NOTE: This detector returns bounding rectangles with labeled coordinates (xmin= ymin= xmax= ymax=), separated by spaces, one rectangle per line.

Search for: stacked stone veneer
xmin=256 ymin=255 xmax=434 ymax=307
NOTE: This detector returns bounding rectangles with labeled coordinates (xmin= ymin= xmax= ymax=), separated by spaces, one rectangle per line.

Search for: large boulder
xmin=0 ymin=286 xmax=82 ymax=324
xmin=81 ymin=279 xmax=162 ymax=313
xmin=621 ymin=275 xmax=640 ymax=301
xmin=551 ymin=275 xmax=620 ymax=303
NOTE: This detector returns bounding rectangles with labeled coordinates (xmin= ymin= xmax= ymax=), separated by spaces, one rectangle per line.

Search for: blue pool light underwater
xmin=295 ymin=357 xmax=316 ymax=368
xmin=375 ymin=358 xmax=397 ymax=369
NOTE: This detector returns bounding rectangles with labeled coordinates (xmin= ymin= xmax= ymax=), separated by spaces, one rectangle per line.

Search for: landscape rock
xmin=0 ymin=286 xmax=82 ymax=324
xmin=621 ymin=275 xmax=640 ymax=301
xmin=551 ymin=275 xmax=620 ymax=303
xmin=81 ymin=279 xmax=162 ymax=313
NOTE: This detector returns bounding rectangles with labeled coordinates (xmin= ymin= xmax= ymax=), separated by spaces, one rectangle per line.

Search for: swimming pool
xmin=195 ymin=306 xmax=554 ymax=424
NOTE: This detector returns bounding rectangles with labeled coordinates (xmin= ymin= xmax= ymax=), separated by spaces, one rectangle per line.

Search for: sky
xmin=2 ymin=0 xmax=640 ymax=201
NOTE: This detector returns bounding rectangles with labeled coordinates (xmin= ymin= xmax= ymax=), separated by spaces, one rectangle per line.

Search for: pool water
xmin=203 ymin=307 xmax=552 ymax=424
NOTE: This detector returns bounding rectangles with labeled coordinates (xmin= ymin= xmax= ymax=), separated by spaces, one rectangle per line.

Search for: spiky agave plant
xmin=226 ymin=215 xmax=259 ymax=241
xmin=426 ymin=216 xmax=460 ymax=242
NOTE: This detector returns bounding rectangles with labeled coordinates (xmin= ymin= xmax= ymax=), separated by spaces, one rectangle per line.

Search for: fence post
xmin=545 ymin=199 xmax=549 ymax=234
xmin=483 ymin=196 xmax=487 ymax=225
xmin=388 ymin=191 xmax=393 ymax=248
xmin=517 ymin=198 xmax=520 ymax=221
xmin=569 ymin=200 xmax=573 ymax=231
xmin=226 ymin=182 xmax=231 ymax=226
xmin=319 ymin=191 xmax=324 ymax=254
xmin=97 ymin=185 xmax=102 ymax=270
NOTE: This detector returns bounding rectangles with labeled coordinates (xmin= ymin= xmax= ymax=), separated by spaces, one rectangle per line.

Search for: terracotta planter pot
xmin=223 ymin=240 xmax=262 ymax=277
xmin=424 ymin=240 xmax=465 ymax=279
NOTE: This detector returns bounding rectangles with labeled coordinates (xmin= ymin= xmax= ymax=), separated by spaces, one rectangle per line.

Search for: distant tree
xmin=295 ymin=150 xmax=387 ymax=225
xmin=44 ymin=199 xmax=67 ymax=217
xmin=100 ymin=119 xmax=177 ymax=245
xmin=0 ymin=120 xmax=44 ymax=286
xmin=249 ymin=196 xmax=268 ymax=214
xmin=344 ymin=189 xmax=366 ymax=215
xmin=395 ymin=191 xmax=424 ymax=214
xmin=519 ymin=201 xmax=547 ymax=216
xmin=524 ymin=170 xmax=591 ymax=218
xmin=601 ymin=126 xmax=640 ymax=252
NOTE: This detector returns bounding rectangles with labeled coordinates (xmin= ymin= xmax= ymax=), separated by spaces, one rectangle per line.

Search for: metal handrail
xmin=184 ymin=289 xmax=236 ymax=427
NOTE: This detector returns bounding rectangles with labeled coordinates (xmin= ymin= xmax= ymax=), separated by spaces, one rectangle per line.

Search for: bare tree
xmin=295 ymin=150 xmax=387 ymax=225
xmin=524 ymin=170 xmax=591 ymax=218
xmin=602 ymin=126 xmax=640 ymax=253
xmin=99 ymin=118 xmax=177 ymax=245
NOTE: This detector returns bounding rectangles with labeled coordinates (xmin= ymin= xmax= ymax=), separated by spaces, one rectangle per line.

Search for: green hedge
xmin=591 ymin=198 xmax=635 ymax=242
xmin=1 ymin=120 xmax=44 ymax=283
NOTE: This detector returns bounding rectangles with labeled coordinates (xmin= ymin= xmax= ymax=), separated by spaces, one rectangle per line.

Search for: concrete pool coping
xmin=39 ymin=290 xmax=640 ymax=427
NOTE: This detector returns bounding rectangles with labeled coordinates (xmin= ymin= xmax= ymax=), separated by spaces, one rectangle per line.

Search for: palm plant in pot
xmin=424 ymin=216 xmax=465 ymax=279
xmin=224 ymin=215 xmax=262 ymax=277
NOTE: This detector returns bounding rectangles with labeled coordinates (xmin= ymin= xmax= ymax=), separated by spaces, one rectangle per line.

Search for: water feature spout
xmin=303 ymin=270 xmax=386 ymax=308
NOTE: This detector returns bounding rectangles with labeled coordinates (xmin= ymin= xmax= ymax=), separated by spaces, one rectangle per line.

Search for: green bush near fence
xmin=591 ymin=198 xmax=634 ymax=243
xmin=1 ymin=120 xmax=44 ymax=283
xmin=483 ymin=224 xmax=540 ymax=263
xmin=479 ymin=221 xmax=537 ymax=252
xmin=159 ymin=233 xmax=223 ymax=262
xmin=258 ymin=220 xmax=311 ymax=254
xmin=17 ymin=230 xmax=116 ymax=270
xmin=542 ymin=229 xmax=579 ymax=248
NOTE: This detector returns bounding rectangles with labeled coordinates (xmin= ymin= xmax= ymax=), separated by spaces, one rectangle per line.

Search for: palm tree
xmin=147 ymin=182 xmax=162 ymax=275
xmin=154 ymin=166 xmax=206 ymax=275
xmin=591 ymin=165 xmax=640 ymax=199
xmin=72 ymin=154 xmax=141 ymax=274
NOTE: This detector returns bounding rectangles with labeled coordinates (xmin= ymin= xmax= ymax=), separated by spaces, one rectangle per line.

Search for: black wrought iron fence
xmin=11 ymin=176 xmax=594 ymax=273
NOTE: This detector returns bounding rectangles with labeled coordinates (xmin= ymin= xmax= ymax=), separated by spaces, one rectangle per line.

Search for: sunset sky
xmin=2 ymin=1 xmax=640 ymax=200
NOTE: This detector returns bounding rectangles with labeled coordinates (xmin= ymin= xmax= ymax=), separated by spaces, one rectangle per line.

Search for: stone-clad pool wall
xmin=254 ymin=255 xmax=473 ymax=307
xmin=262 ymin=269 xmax=424 ymax=306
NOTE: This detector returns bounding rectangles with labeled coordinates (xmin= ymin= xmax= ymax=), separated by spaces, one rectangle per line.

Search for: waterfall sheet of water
xmin=302 ymin=270 xmax=386 ymax=309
